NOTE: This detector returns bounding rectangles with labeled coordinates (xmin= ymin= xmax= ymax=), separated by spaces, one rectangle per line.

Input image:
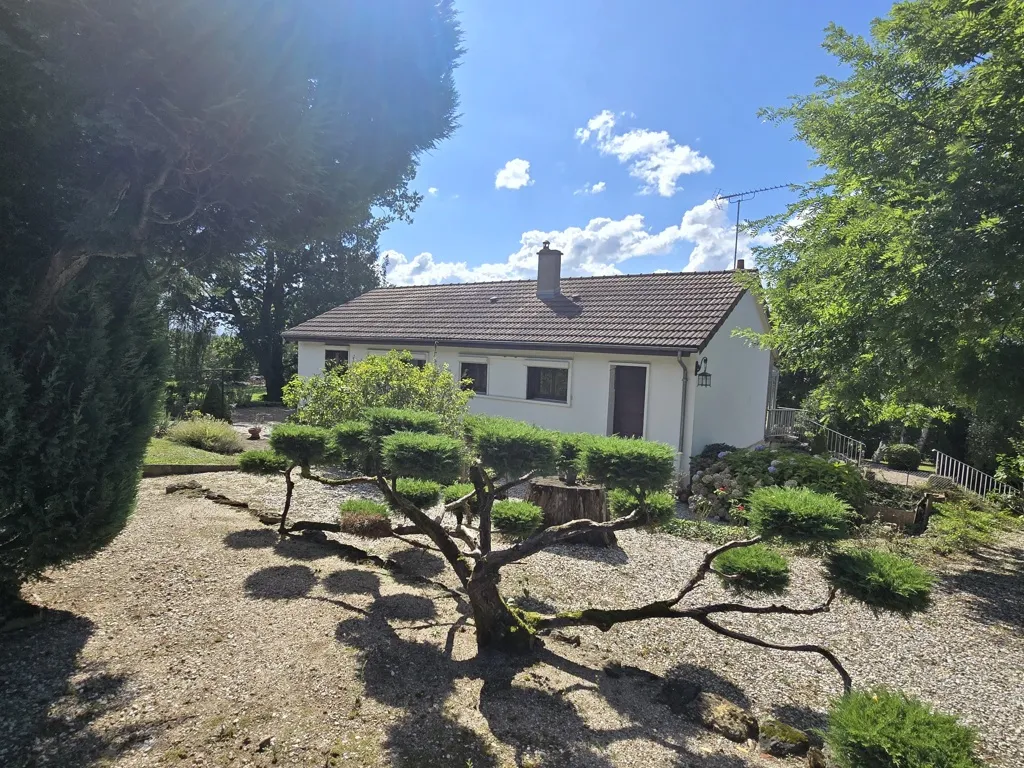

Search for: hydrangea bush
xmin=690 ymin=446 xmax=866 ymax=520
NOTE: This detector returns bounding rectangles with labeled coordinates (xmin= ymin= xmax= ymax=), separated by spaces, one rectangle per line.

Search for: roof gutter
xmin=281 ymin=334 xmax=699 ymax=358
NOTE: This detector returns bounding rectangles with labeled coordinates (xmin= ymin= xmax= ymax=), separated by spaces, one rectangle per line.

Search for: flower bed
xmin=690 ymin=446 xmax=866 ymax=520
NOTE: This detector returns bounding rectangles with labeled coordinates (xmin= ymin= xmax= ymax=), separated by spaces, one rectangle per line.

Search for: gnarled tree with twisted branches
xmin=244 ymin=410 xmax=935 ymax=692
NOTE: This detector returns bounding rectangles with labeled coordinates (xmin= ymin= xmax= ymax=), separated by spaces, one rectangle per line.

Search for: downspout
xmin=676 ymin=351 xmax=689 ymax=477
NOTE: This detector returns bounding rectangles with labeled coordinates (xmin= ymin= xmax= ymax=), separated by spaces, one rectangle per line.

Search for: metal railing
xmin=765 ymin=407 xmax=865 ymax=465
xmin=933 ymin=450 xmax=1019 ymax=497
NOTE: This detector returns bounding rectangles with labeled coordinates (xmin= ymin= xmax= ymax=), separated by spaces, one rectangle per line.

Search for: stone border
xmin=142 ymin=464 xmax=238 ymax=478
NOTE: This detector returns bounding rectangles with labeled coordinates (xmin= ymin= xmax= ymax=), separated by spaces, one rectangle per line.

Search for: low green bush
xmin=269 ymin=423 xmax=332 ymax=467
xmin=713 ymin=544 xmax=790 ymax=594
xmin=338 ymin=498 xmax=392 ymax=538
xmin=825 ymin=687 xmax=982 ymax=768
xmin=491 ymin=499 xmax=543 ymax=536
xmin=824 ymin=548 xmax=933 ymax=614
xmin=585 ymin=436 xmax=676 ymax=495
xmin=926 ymin=500 xmax=997 ymax=554
xmin=166 ymin=415 xmax=244 ymax=455
xmin=393 ymin=478 xmax=443 ymax=509
xmin=886 ymin=443 xmax=923 ymax=472
xmin=238 ymin=450 xmax=289 ymax=474
xmin=471 ymin=416 xmax=558 ymax=478
xmin=381 ymin=432 xmax=463 ymax=485
xmin=746 ymin=486 xmax=855 ymax=541
xmin=608 ymin=488 xmax=676 ymax=524
xmin=662 ymin=518 xmax=751 ymax=545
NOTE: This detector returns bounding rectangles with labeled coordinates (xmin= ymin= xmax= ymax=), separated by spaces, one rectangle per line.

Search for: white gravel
xmin=1 ymin=470 xmax=1020 ymax=767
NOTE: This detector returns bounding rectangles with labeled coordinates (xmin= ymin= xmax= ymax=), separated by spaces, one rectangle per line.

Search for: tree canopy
xmin=749 ymin=0 xmax=1024 ymax=427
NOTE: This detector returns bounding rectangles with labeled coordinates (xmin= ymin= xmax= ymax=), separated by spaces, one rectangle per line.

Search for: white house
xmin=284 ymin=243 xmax=771 ymax=479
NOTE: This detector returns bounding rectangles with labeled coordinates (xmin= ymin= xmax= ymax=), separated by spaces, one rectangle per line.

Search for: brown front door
xmin=612 ymin=365 xmax=647 ymax=438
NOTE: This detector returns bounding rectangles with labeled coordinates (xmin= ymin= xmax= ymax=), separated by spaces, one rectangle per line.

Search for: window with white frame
xmin=526 ymin=363 xmax=569 ymax=403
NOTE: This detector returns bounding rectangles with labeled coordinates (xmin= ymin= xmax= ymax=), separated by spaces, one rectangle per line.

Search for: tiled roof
xmin=283 ymin=270 xmax=752 ymax=354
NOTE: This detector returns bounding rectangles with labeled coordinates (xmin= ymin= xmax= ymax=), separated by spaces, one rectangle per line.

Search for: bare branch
xmin=378 ymin=480 xmax=472 ymax=587
xmin=493 ymin=470 xmax=540 ymax=496
xmin=485 ymin=511 xmax=642 ymax=570
xmin=303 ymin=473 xmax=377 ymax=487
xmin=673 ymin=537 xmax=763 ymax=603
xmin=693 ymin=614 xmax=852 ymax=692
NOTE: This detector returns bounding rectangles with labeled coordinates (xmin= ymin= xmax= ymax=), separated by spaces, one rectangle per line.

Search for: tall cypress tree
xmin=0 ymin=0 xmax=462 ymax=617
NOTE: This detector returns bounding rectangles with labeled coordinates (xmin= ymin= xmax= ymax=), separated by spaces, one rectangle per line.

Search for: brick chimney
xmin=537 ymin=240 xmax=562 ymax=298
xmin=735 ymin=258 xmax=745 ymax=270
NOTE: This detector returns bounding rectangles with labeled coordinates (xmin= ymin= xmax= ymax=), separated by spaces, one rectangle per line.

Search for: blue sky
xmin=380 ymin=0 xmax=894 ymax=285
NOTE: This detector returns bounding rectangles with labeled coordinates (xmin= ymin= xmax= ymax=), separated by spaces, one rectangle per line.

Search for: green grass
xmin=145 ymin=438 xmax=239 ymax=466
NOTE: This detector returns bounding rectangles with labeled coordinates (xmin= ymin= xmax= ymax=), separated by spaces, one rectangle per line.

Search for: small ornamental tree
xmin=243 ymin=413 xmax=938 ymax=690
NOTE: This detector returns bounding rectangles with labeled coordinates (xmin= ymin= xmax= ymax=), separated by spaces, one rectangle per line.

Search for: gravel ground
xmin=1 ymin=471 xmax=1021 ymax=767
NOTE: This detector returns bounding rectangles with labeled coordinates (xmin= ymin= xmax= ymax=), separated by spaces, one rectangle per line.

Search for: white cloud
xmin=576 ymin=110 xmax=712 ymax=197
xmin=573 ymin=181 xmax=607 ymax=196
xmin=495 ymin=158 xmax=533 ymax=190
xmin=427 ymin=187 xmax=439 ymax=196
xmin=380 ymin=199 xmax=767 ymax=286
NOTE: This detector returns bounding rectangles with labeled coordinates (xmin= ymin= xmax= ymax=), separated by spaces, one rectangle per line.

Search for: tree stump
xmin=527 ymin=476 xmax=614 ymax=547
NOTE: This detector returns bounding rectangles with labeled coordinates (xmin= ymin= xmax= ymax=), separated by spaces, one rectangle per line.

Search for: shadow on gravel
xmin=942 ymin=546 xmax=1024 ymax=628
xmin=0 ymin=611 xmax=165 ymax=767
xmin=323 ymin=567 xmax=736 ymax=767
xmin=768 ymin=703 xmax=827 ymax=744
xmin=546 ymin=541 xmax=630 ymax=565
xmin=664 ymin=662 xmax=751 ymax=710
xmin=234 ymin=519 xmax=759 ymax=765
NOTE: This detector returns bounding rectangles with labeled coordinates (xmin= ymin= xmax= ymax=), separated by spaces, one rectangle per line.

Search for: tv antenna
xmin=715 ymin=183 xmax=790 ymax=269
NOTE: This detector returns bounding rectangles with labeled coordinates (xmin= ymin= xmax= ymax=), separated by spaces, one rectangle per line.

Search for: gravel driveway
xmin=1 ymin=471 xmax=1021 ymax=767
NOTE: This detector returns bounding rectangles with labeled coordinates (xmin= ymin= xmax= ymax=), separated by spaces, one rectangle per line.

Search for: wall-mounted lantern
xmin=695 ymin=356 xmax=712 ymax=388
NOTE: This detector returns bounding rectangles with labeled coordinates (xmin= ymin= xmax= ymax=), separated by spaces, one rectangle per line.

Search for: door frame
xmin=606 ymin=362 xmax=651 ymax=439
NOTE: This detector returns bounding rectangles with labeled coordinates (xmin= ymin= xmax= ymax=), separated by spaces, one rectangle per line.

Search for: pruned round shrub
xmin=365 ymin=407 xmax=442 ymax=440
xmin=491 ymin=500 xmax=543 ymax=536
xmin=713 ymin=544 xmax=791 ymax=594
xmin=238 ymin=450 xmax=289 ymax=474
xmin=746 ymin=486 xmax=854 ymax=541
xmin=608 ymin=487 xmax=676 ymax=524
xmin=824 ymin=548 xmax=933 ymax=614
xmin=338 ymin=498 xmax=392 ymax=539
xmin=557 ymin=433 xmax=595 ymax=482
xmin=381 ymin=431 xmax=463 ymax=485
xmin=825 ymin=687 xmax=982 ymax=768
xmin=393 ymin=478 xmax=443 ymax=510
xmin=471 ymin=416 xmax=558 ymax=478
xmin=166 ymin=415 xmax=244 ymax=454
xmin=585 ymin=436 xmax=676 ymax=495
xmin=331 ymin=421 xmax=371 ymax=466
xmin=269 ymin=424 xmax=331 ymax=467
xmin=886 ymin=443 xmax=923 ymax=472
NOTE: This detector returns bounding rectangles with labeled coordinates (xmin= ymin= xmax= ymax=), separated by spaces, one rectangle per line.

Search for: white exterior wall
xmin=689 ymin=292 xmax=771 ymax=454
xmin=292 ymin=290 xmax=770 ymax=477
xmin=295 ymin=340 xmax=694 ymax=468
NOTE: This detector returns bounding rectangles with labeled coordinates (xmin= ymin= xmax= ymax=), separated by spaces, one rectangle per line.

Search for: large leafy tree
xmin=750 ymin=0 xmax=1024 ymax=432
xmin=0 ymin=0 xmax=461 ymax=616
xmin=205 ymin=227 xmax=385 ymax=401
